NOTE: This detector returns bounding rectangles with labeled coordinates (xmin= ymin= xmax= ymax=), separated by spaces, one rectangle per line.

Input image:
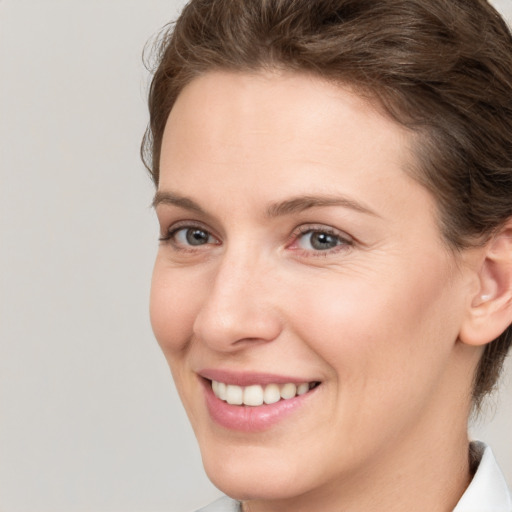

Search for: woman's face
xmin=151 ymin=71 xmax=474 ymax=502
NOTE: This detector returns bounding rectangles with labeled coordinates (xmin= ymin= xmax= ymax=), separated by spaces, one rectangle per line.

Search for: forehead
xmin=162 ymin=71 xmax=413 ymax=179
xmin=159 ymin=70 xmax=441 ymax=235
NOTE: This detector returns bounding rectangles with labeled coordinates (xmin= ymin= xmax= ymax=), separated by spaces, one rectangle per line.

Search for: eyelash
xmin=288 ymin=225 xmax=353 ymax=257
xmin=159 ymin=222 xmax=353 ymax=257
xmin=159 ymin=221 xmax=219 ymax=251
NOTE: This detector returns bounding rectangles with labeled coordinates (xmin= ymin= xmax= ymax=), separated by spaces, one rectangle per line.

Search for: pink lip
xmin=199 ymin=371 xmax=320 ymax=432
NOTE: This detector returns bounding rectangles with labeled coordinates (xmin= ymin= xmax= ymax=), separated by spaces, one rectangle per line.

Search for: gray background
xmin=0 ymin=1 xmax=511 ymax=511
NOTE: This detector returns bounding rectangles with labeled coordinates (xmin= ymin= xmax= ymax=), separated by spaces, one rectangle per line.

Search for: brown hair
xmin=142 ymin=0 xmax=512 ymax=407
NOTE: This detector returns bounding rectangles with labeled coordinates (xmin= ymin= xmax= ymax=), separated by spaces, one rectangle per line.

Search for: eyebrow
xmin=152 ymin=191 xmax=379 ymax=218
xmin=152 ymin=191 xmax=206 ymax=215
xmin=265 ymin=195 xmax=380 ymax=218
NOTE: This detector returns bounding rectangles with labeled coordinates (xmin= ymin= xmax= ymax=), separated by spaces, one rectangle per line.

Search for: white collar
xmin=454 ymin=441 xmax=512 ymax=511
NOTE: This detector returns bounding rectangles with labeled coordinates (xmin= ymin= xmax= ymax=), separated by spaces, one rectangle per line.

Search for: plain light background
xmin=1 ymin=1 xmax=511 ymax=511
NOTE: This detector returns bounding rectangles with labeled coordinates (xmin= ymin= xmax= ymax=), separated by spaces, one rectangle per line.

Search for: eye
xmin=175 ymin=227 xmax=214 ymax=246
xmin=289 ymin=226 xmax=353 ymax=255
xmin=160 ymin=224 xmax=219 ymax=249
xmin=298 ymin=231 xmax=341 ymax=251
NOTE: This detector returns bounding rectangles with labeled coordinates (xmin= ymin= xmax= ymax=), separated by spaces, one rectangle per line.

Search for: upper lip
xmin=198 ymin=369 xmax=319 ymax=387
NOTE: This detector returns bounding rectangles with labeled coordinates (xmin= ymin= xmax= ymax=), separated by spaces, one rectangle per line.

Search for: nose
xmin=192 ymin=248 xmax=282 ymax=351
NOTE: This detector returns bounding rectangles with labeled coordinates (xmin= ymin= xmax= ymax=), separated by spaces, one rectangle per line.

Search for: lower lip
xmin=202 ymin=379 xmax=318 ymax=432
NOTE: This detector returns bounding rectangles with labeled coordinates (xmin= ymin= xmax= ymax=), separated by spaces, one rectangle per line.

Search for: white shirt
xmin=196 ymin=442 xmax=512 ymax=512
xmin=454 ymin=442 xmax=511 ymax=512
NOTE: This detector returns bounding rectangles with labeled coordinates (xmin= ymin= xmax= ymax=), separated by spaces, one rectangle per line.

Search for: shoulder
xmin=454 ymin=441 xmax=512 ymax=511
xmin=194 ymin=495 xmax=241 ymax=512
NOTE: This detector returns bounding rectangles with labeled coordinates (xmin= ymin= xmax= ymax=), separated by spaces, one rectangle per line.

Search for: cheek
xmin=289 ymin=257 xmax=461 ymax=393
xmin=149 ymin=260 xmax=199 ymax=355
xmin=150 ymin=261 xmax=206 ymax=421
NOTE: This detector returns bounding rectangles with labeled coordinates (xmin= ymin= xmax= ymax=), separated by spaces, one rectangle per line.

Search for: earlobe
xmin=459 ymin=220 xmax=512 ymax=347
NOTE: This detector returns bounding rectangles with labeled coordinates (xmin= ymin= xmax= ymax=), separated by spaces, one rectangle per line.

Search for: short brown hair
xmin=142 ymin=0 xmax=512 ymax=406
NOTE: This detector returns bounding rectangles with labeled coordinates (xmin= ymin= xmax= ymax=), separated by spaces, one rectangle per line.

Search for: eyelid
xmin=287 ymin=224 xmax=354 ymax=256
xmin=159 ymin=220 xmax=220 ymax=246
xmin=159 ymin=219 xmax=354 ymax=257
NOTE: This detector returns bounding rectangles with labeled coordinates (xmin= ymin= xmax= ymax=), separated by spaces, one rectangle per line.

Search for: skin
xmin=150 ymin=71 xmax=487 ymax=512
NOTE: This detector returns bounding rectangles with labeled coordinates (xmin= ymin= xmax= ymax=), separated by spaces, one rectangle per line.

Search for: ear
xmin=459 ymin=219 xmax=512 ymax=347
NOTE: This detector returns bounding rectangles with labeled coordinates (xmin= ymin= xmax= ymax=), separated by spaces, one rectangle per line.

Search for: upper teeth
xmin=211 ymin=380 xmax=313 ymax=406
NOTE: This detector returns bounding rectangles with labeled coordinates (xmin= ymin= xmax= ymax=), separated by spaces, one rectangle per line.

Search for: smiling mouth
xmin=210 ymin=380 xmax=320 ymax=407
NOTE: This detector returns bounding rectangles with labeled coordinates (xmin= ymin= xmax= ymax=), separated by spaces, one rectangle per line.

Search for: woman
xmin=143 ymin=1 xmax=512 ymax=510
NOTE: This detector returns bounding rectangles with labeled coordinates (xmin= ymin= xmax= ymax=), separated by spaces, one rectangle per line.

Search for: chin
xmin=199 ymin=441 xmax=320 ymax=502
xmin=205 ymin=465 xmax=305 ymax=502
